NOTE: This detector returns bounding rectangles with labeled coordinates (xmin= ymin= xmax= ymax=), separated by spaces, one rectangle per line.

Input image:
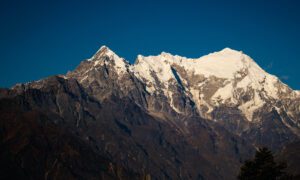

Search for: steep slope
xmin=62 ymin=45 xmax=300 ymax=152
xmin=66 ymin=46 xmax=147 ymax=107
xmin=133 ymin=47 xmax=300 ymax=122
xmin=68 ymin=45 xmax=300 ymax=149
xmin=132 ymin=47 xmax=300 ymax=149
xmin=0 ymin=45 xmax=300 ymax=179
xmin=0 ymin=76 xmax=254 ymax=179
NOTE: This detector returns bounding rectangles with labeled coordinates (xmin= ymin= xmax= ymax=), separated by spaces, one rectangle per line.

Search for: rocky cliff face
xmin=67 ymin=46 xmax=300 ymax=149
xmin=1 ymin=46 xmax=300 ymax=179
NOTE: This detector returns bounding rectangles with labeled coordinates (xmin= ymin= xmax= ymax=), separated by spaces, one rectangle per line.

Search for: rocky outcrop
xmin=1 ymin=46 xmax=300 ymax=179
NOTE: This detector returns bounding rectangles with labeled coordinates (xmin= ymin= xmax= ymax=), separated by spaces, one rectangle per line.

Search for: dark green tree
xmin=238 ymin=147 xmax=293 ymax=180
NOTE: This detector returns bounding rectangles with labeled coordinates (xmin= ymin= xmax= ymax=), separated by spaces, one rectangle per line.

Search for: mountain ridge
xmin=70 ymin=46 xmax=300 ymax=121
xmin=1 ymin=45 xmax=300 ymax=179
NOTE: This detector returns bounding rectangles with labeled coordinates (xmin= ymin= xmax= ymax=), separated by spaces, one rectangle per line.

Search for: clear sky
xmin=1 ymin=0 xmax=300 ymax=89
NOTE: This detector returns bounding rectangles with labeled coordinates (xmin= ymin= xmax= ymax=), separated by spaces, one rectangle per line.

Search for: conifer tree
xmin=238 ymin=147 xmax=292 ymax=180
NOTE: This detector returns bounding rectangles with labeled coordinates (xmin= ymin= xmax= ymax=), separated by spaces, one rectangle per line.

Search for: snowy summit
xmin=74 ymin=45 xmax=300 ymax=121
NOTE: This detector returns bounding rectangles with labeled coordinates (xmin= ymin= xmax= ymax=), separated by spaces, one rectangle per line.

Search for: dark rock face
xmin=0 ymin=111 xmax=138 ymax=180
xmin=277 ymin=141 xmax=300 ymax=177
xmin=0 ymin=76 xmax=254 ymax=179
xmin=0 ymin=94 xmax=138 ymax=180
xmin=211 ymin=105 xmax=300 ymax=150
xmin=1 ymin=46 xmax=300 ymax=179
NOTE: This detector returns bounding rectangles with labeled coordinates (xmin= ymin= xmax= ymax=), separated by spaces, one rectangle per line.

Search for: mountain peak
xmin=219 ymin=47 xmax=241 ymax=54
xmin=88 ymin=45 xmax=128 ymax=66
xmin=132 ymin=47 xmax=268 ymax=81
xmin=160 ymin=51 xmax=173 ymax=57
xmin=99 ymin=45 xmax=108 ymax=50
xmin=208 ymin=48 xmax=245 ymax=64
xmin=130 ymin=46 xmax=295 ymax=121
xmin=68 ymin=45 xmax=129 ymax=82
xmin=91 ymin=45 xmax=117 ymax=60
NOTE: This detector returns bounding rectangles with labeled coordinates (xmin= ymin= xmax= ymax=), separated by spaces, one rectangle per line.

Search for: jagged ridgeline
xmin=1 ymin=46 xmax=300 ymax=179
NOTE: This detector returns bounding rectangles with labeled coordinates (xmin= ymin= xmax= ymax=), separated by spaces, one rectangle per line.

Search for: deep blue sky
xmin=1 ymin=0 xmax=300 ymax=89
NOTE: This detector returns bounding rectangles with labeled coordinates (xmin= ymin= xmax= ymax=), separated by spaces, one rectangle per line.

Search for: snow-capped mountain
xmin=2 ymin=45 xmax=300 ymax=179
xmin=66 ymin=45 xmax=300 ymax=147
xmin=133 ymin=47 xmax=300 ymax=120
xmin=68 ymin=45 xmax=300 ymax=125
